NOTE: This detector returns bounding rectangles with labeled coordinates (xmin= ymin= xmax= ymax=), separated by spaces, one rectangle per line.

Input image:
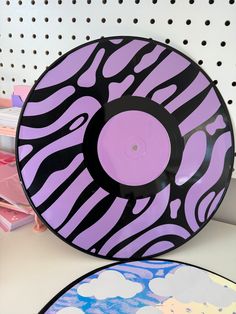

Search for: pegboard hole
xmin=183 ymin=39 xmax=188 ymax=45
xmin=32 ymin=17 xmax=36 ymax=22
xmin=205 ymin=20 xmax=210 ymax=26
xmin=12 ymin=78 xmax=15 ymax=82
xmin=101 ymin=18 xmax=106 ymax=23
xmin=86 ymin=35 xmax=90 ymax=40
xmin=58 ymin=18 xmax=62 ymax=22
xmin=21 ymin=49 xmax=25 ymax=54
xmin=201 ymin=40 xmax=207 ymax=46
xmin=209 ymin=0 xmax=214 ymax=3
xmin=133 ymin=18 xmax=138 ymax=24
xmin=45 ymin=17 xmax=49 ymax=22
xmin=186 ymin=19 xmax=191 ymax=25
xmin=32 ymin=34 xmax=37 ymax=38
xmin=228 ymin=100 xmax=233 ymax=104
xmin=150 ymin=19 xmax=155 ymax=24
xmin=58 ymin=34 xmax=62 ymax=39
xmin=168 ymin=19 xmax=173 ymax=24
xmin=217 ymin=61 xmax=222 ymax=66
xmin=152 ymin=0 xmax=158 ymax=3
xmin=102 ymin=0 xmax=107 ymax=3
xmin=117 ymin=18 xmax=122 ymax=23
xmin=221 ymin=41 xmax=226 ymax=47
xmin=9 ymin=49 xmax=13 ymax=53
xmin=198 ymin=60 xmax=203 ymax=65
xmin=118 ymin=0 xmax=123 ymax=3
xmin=165 ymin=39 xmax=170 ymax=44
xmin=229 ymin=0 xmax=235 ymax=4
xmin=7 ymin=17 xmax=11 ymax=22
xmin=72 ymin=35 xmax=76 ymax=40
xmin=22 ymin=64 xmax=26 ymax=68
xmin=86 ymin=18 xmax=91 ymax=23
xmin=189 ymin=0 xmax=194 ymax=4
xmin=225 ymin=20 xmax=230 ymax=26
xmin=20 ymin=34 xmax=24 ymax=38
xmin=213 ymin=80 xmax=218 ymax=85
xmin=72 ymin=18 xmax=76 ymax=23
xmin=170 ymin=0 xmax=175 ymax=3
xmin=45 ymin=34 xmax=49 ymax=39
xmin=232 ymin=82 xmax=236 ymax=87
xmin=19 ymin=17 xmax=23 ymax=22
xmin=33 ymin=50 xmax=37 ymax=54
xmin=8 ymin=33 xmax=12 ymax=38
xmin=45 ymin=50 xmax=49 ymax=55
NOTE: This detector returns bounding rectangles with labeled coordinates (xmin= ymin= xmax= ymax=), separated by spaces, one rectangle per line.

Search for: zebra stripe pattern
xmin=16 ymin=36 xmax=234 ymax=260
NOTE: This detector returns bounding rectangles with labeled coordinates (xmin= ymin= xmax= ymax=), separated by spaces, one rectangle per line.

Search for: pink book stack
xmin=0 ymin=150 xmax=34 ymax=232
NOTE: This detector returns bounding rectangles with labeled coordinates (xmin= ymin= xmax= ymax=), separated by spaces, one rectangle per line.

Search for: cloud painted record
xmin=16 ymin=36 xmax=234 ymax=260
xmin=39 ymin=259 xmax=236 ymax=313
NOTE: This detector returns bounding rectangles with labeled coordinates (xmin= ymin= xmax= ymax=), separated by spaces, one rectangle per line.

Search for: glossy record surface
xmin=16 ymin=36 xmax=234 ymax=260
xmin=40 ymin=259 xmax=236 ymax=314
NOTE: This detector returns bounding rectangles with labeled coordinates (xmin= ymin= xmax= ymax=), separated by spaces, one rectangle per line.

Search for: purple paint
xmin=73 ymin=197 xmax=128 ymax=249
xmin=207 ymin=188 xmax=225 ymax=219
xmin=59 ymin=188 xmax=109 ymax=238
xmin=206 ymin=115 xmax=226 ymax=135
xmin=184 ymin=132 xmax=232 ymax=231
xmin=97 ymin=111 xmax=171 ymax=186
xmin=24 ymin=86 xmax=75 ymax=116
xmin=18 ymin=144 xmax=33 ymax=162
xmin=114 ymin=224 xmax=190 ymax=258
xmin=151 ymin=85 xmax=177 ymax=104
xmin=143 ymin=241 xmax=174 ymax=256
xmin=42 ymin=169 xmax=93 ymax=229
xmin=103 ymin=40 xmax=148 ymax=78
xmin=36 ymin=43 xmax=98 ymax=89
xmin=165 ymin=72 xmax=209 ymax=113
xmin=99 ymin=185 xmax=170 ymax=255
xmin=170 ymin=199 xmax=181 ymax=219
xmin=108 ymin=75 xmax=134 ymax=102
xmin=134 ymin=45 xmax=165 ymax=73
xmin=77 ymin=49 xmax=105 ymax=87
xmin=179 ymin=88 xmax=221 ymax=135
xmin=175 ymin=131 xmax=207 ymax=186
xmin=133 ymin=52 xmax=190 ymax=97
xmin=198 ymin=192 xmax=216 ymax=222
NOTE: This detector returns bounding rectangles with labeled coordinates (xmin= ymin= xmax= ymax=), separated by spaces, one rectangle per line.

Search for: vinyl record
xmin=39 ymin=259 xmax=236 ymax=314
xmin=16 ymin=36 xmax=234 ymax=260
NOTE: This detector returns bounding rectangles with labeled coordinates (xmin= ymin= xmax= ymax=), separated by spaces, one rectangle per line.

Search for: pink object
xmin=13 ymin=85 xmax=31 ymax=102
xmin=0 ymin=98 xmax=11 ymax=108
xmin=33 ymin=215 xmax=47 ymax=233
xmin=0 ymin=206 xmax=34 ymax=231
xmin=97 ymin=110 xmax=171 ymax=186
xmin=0 ymin=152 xmax=33 ymax=215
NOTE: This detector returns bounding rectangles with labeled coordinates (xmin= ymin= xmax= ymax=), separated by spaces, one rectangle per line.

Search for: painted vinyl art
xmin=40 ymin=259 xmax=236 ymax=314
xmin=16 ymin=36 xmax=234 ymax=260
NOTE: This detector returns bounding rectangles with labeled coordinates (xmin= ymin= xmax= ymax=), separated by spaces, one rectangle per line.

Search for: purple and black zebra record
xmin=16 ymin=36 xmax=234 ymax=260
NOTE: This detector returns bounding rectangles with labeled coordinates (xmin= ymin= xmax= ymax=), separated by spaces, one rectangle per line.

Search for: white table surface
xmin=0 ymin=220 xmax=236 ymax=314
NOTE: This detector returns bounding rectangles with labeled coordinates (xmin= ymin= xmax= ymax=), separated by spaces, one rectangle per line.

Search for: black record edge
xmin=15 ymin=35 xmax=235 ymax=262
xmin=38 ymin=257 xmax=236 ymax=314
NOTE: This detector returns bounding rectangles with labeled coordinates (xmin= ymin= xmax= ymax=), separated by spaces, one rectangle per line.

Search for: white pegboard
xmin=0 ymin=0 xmax=235 ymax=173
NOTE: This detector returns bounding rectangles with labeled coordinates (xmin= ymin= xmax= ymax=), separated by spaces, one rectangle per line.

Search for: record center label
xmin=97 ymin=110 xmax=171 ymax=186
